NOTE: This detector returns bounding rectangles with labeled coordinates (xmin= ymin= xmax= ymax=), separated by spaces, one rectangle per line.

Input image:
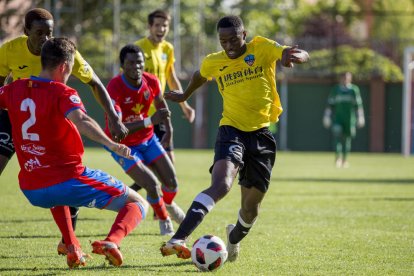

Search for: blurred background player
xmin=134 ymin=9 xmax=195 ymax=165
xmin=160 ymin=15 xmax=309 ymax=261
xmin=105 ymin=44 xmax=185 ymax=236
xmin=323 ymin=72 xmax=365 ymax=168
xmin=0 ymin=8 xmax=129 ymax=255
xmin=0 ymin=37 xmax=148 ymax=268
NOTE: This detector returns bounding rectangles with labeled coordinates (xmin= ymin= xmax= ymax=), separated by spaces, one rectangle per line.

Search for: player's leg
xmin=160 ymin=159 xmax=239 ymax=259
xmin=0 ymin=110 xmax=15 ymax=175
xmin=62 ymin=167 xmax=147 ymax=267
xmin=160 ymin=126 xmax=242 ymax=259
xmin=57 ymin=206 xmax=80 ymax=255
xmin=127 ymin=163 xmax=175 ymax=236
xmin=92 ymin=187 xmax=148 ymax=266
xmin=226 ymin=126 xmax=276 ymax=262
xmin=149 ymin=139 xmax=185 ymax=224
xmin=332 ymin=123 xmax=343 ymax=167
xmin=50 ymin=206 xmax=88 ymax=268
xmin=109 ymin=142 xmax=174 ymax=235
xmin=342 ymin=123 xmax=356 ymax=168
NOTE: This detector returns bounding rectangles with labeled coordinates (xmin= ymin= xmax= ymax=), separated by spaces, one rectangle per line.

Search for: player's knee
xmin=163 ymin=176 xmax=178 ymax=190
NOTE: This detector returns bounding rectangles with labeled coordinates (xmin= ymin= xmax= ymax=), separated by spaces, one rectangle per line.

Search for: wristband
xmin=143 ymin=117 xmax=152 ymax=128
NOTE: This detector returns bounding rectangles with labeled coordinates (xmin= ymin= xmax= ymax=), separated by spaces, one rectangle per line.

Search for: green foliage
xmin=297 ymin=45 xmax=404 ymax=81
xmin=1 ymin=150 xmax=414 ymax=275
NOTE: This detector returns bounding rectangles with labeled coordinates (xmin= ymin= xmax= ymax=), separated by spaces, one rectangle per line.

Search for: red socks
xmin=161 ymin=186 xmax=177 ymax=205
xmin=50 ymin=206 xmax=79 ymax=247
xmin=106 ymin=202 xmax=143 ymax=245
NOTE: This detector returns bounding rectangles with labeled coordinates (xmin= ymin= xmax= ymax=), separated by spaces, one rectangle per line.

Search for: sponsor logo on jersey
xmin=21 ymin=143 xmax=45 ymax=156
xmin=162 ymin=53 xmax=167 ymax=61
xmin=244 ymin=54 xmax=255 ymax=66
xmin=24 ymin=157 xmax=49 ymax=172
xmin=132 ymin=103 xmax=144 ymax=114
xmin=18 ymin=65 xmax=28 ymax=69
xmin=124 ymin=97 xmax=133 ymax=104
xmin=82 ymin=62 xmax=91 ymax=74
xmin=69 ymin=95 xmax=81 ymax=104
xmin=219 ymin=66 xmax=228 ymax=72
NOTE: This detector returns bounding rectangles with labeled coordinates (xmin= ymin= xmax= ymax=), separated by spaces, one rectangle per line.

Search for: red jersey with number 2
xmin=0 ymin=77 xmax=86 ymax=190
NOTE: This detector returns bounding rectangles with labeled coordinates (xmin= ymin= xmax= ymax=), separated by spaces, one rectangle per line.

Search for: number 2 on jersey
xmin=21 ymin=98 xmax=40 ymax=141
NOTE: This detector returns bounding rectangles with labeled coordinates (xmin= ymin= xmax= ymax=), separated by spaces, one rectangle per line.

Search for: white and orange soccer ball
xmin=191 ymin=235 xmax=228 ymax=272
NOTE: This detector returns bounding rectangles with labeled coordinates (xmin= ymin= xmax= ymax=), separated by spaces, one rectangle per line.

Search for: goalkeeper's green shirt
xmin=327 ymin=83 xmax=363 ymax=124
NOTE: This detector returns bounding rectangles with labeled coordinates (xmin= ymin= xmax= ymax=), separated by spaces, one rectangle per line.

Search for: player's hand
xmin=357 ymin=116 xmax=365 ymax=128
xmin=152 ymin=108 xmax=171 ymax=125
xmin=323 ymin=115 xmax=331 ymax=129
xmin=108 ymin=116 xmax=128 ymax=142
xmin=164 ymin=90 xmax=187 ymax=103
xmin=281 ymin=45 xmax=309 ymax=67
xmin=181 ymin=104 xmax=195 ymax=123
xmin=109 ymin=143 xmax=133 ymax=160
xmin=160 ymin=131 xmax=172 ymax=149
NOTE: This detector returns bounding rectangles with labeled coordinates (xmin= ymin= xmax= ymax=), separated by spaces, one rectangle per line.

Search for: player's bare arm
xmin=154 ymin=94 xmax=173 ymax=148
xmin=87 ymin=73 xmax=129 ymax=141
xmin=164 ymin=70 xmax=207 ymax=102
xmin=281 ymin=45 xmax=309 ymax=68
xmin=124 ymin=108 xmax=170 ymax=135
xmin=67 ymin=108 xmax=132 ymax=159
xmin=167 ymin=67 xmax=195 ymax=123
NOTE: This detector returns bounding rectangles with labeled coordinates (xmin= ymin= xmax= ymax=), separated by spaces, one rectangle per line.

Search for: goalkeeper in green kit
xmin=323 ymin=72 xmax=365 ymax=168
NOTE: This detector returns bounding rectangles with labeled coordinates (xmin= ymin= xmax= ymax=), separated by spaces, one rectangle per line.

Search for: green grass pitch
xmin=0 ymin=149 xmax=413 ymax=275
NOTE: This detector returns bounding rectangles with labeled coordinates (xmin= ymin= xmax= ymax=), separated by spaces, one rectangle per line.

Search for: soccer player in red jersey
xmin=0 ymin=8 xmax=128 ymax=253
xmin=0 ymin=8 xmax=128 ymax=173
xmin=0 ymin=37 xmax=148 ymax=268
xmin=104 ymin=44 xmax=185 ymax=236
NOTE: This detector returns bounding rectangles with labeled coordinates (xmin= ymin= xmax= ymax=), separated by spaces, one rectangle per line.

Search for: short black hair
xmin=25 ymin=8 xmax=53 ymax=30
xmin=41 ymin=37 xmax=76 ymax=70
xmin=216 ymin=15 xmax=244 ymax=32
xmin=119 ymin=44 xmax=144 ymax=65
xmin=148 ymin=9 xmax=171 ymax=25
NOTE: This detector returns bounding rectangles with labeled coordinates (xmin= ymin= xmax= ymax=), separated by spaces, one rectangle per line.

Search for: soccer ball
xmin=191 ymin=235 xmax=228 ymax=272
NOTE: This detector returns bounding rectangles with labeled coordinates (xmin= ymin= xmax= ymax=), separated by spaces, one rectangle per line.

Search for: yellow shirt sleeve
xmin=0 ymin=41 xmax=10 ymax=77
xmin=71 ymin=51 xmax=94 ymax=84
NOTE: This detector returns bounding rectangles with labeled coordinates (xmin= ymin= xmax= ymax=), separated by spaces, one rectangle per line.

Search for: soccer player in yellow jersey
xmin=135 ymin=10 xmax=195 ymax=164
xmin=160 ymin=15 xmax=309 ymax=262
xmin=0 ymin=8 xmax=128 ymax=256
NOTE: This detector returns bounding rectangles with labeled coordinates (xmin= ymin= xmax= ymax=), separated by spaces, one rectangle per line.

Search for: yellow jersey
xmin=135 ymin=37 xmax=175 ymax=93
xmin=200 ymin=36 xmax=286 ymax=131
xmin=135 ymin=37 xmax=175 ymax=115
xmin=0 ymin=36 xmax=94 ymax=83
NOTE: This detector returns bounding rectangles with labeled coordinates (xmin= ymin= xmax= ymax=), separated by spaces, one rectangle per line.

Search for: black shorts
xmin=0 ymin=110 xmax=15 ymax=159
xmin=153 ymin=122 xmax=174 ymax=151
xmin=211 ymin=125 xmax=276 ymax=193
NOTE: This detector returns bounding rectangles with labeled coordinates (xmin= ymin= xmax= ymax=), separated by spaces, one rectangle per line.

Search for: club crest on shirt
xmin=143 ymin=90 xmax=150 ymax=100
xmin=82 ymin=62 xmax=91 ymax=74
xmin=244 ymin=54 xmax=255 ymax=66
xmin=69 ymin=95 xmax=81 ymax=104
